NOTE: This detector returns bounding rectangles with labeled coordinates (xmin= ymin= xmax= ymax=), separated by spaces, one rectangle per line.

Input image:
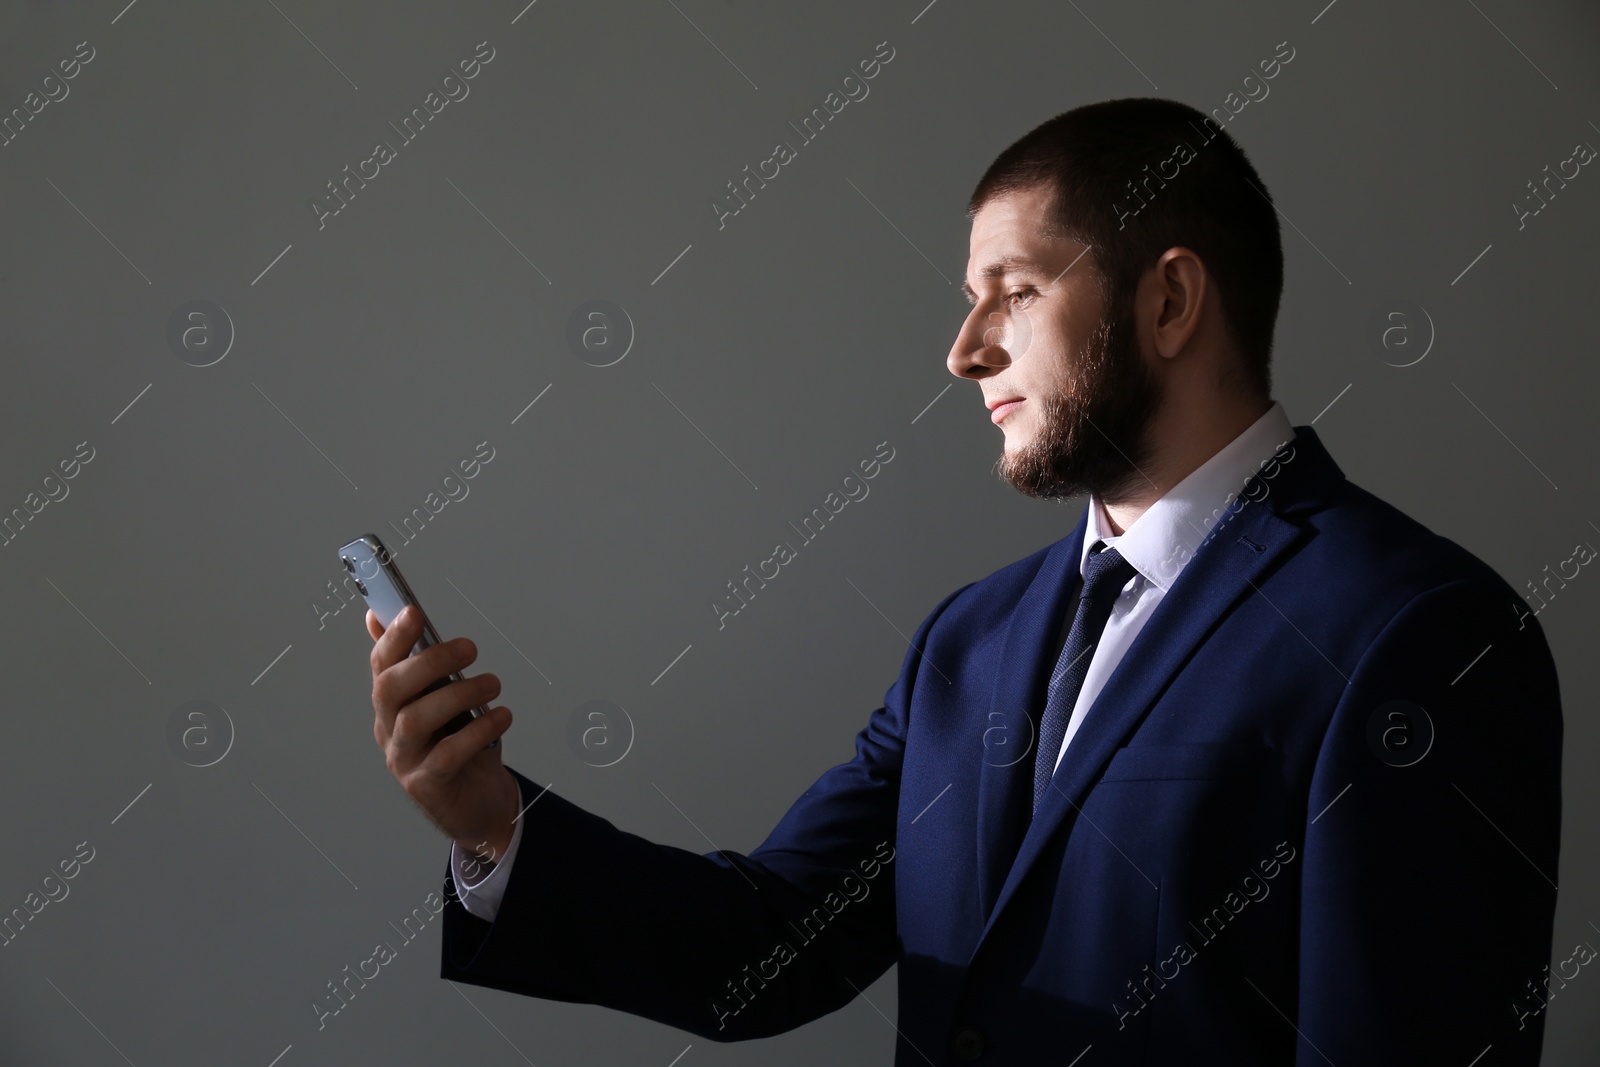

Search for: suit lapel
xmin=969 ymin=424 xmax=1344 ymax=950
xmin=973 ymin=511 xmax=1088 ymax=922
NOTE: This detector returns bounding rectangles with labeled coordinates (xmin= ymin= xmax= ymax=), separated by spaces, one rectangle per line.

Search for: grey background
xmin=1 ymin=0 xmax=1596 ymax=1063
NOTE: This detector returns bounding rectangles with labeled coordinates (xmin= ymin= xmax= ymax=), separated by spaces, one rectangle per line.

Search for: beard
xmin=997 ymin=278 xmax=1165 ymax=503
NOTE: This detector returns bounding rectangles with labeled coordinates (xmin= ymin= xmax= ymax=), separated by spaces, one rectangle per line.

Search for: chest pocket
xmin=1098 ymin=741 xmax=1273 ymax=782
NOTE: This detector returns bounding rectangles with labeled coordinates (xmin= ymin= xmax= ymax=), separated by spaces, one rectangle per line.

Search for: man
xmin=366 ymin=98 xmax=1562 ymax=1064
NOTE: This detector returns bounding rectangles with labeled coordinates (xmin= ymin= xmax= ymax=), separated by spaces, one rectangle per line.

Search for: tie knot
xmin=1082 ymin=542 xmax=1137 ymax=603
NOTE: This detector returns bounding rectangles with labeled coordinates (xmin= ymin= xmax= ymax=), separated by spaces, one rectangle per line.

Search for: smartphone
xmin=338 ymin=533 xmax=494 ymax=747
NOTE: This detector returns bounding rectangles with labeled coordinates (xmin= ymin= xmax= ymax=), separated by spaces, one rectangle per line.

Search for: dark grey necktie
xmin=1031 ymin=540 xmax=1139 ymax=814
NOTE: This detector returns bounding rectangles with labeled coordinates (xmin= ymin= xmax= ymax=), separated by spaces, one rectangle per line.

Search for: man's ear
xmin=1150 ymin=248 xmax=1208 ymax=359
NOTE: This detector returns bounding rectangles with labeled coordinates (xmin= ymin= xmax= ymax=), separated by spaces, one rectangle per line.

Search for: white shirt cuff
xmin=449 ymin=813 xmax=526 ymax=922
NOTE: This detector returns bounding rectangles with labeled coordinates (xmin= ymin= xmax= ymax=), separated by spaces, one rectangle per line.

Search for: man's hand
xmin=368 ymin=606 xmax=520 ymax=864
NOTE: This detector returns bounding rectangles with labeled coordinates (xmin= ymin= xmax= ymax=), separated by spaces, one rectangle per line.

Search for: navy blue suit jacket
xmin=440 ymin=424 xmax=1562 ymax=1064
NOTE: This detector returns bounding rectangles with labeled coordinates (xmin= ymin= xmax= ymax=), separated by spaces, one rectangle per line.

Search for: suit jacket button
xmin=952 ymin=1026 xmax=986 ymax=1060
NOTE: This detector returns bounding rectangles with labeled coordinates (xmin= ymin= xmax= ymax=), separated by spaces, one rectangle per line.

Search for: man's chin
xmin=999 ymin=460 xmax=1054 ymax=497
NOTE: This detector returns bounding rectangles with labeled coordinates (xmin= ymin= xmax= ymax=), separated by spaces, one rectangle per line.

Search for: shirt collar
xmin=1081 ymin=400 xmax=1296 ymax=591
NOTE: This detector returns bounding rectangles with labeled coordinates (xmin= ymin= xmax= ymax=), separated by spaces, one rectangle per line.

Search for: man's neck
xmin=1099 ymin=394 xmax=1274 ymax=536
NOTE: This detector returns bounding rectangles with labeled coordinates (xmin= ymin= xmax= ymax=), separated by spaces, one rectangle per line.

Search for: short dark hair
xmin=966 ymin=97 xmax=1283 ymax=400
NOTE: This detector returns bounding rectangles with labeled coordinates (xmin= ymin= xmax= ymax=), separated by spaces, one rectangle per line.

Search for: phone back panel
xmin=337 ymin=533 xmax=489 ymax=735
xmin=339 ymin=533 xmax=435 ymax=657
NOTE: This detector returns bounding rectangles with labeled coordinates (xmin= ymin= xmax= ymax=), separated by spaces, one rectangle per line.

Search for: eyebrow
xmin=960 ymin=254 xmax=1050 ymax=304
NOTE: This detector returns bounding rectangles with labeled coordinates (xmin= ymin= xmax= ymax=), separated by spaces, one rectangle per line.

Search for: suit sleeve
xmin=438 ymin=582 xmax=973 ymax=1041
xmin=1293 ymin=576 xmax=1563 ymax=1064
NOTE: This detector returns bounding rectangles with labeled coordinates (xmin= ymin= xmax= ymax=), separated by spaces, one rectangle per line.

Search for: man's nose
xmin=947 ymin=306 xmax=1011 ymax=379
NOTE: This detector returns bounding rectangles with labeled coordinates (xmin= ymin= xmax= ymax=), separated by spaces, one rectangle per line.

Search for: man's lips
xmin=989 ymin=398 xmax=1025 ymax=424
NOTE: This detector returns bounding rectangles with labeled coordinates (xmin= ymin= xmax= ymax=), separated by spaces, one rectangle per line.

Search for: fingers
xmin=367 ymin=606 xmax=505 ymax=794
xmin=369 ymin=605 xmax=422 ymax=678
xmin=421 ymin=705 xmax=513 ymax=782
xmin=372 ymin=617 xmax=473 ymax=726
xmin=370 ymin=608 xmax=421 ymax=746
xmin=381 ymin=637 xmax=477 ymax=715
xmin=388 ymin=672 xmax=502 ymax=769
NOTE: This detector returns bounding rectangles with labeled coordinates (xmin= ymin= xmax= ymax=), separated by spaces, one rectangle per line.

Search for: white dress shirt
xmin=451 ymin=805 xmax=525 ymax=920
xmin=450 ymin=400 xmax=1297 ymax=921
xmin=1047 ymin=399 xmax=1295 ymax=779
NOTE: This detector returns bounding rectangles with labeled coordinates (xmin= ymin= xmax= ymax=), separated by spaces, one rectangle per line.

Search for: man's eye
xmin=1006 ymin=287 xmax=1039 ymax=309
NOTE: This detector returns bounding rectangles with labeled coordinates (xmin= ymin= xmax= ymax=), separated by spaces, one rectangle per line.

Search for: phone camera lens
xmin=354 ymin=578 xmax=367 ymax=595
xmin=342 ymin=556 xmax=355 ymax=572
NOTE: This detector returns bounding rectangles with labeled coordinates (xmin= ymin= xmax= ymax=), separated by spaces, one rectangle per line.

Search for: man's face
xmin=948 ymin=185 xmax=1165 ymax=503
